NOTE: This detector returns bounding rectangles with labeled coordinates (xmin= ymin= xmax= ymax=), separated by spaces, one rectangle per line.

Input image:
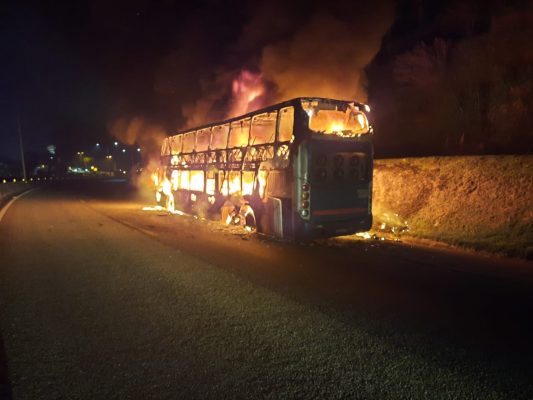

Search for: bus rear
xmin=293 ymin=99 xmax=373 ymax=239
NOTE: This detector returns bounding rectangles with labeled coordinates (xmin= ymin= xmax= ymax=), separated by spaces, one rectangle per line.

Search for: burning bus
xmin=155 ymin=97 xmax=373 ymax=240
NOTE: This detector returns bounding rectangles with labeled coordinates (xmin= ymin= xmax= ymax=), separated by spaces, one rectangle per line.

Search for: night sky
xmin=1 ymin=0 xmax=246 ymax=159
xmin=1 ymin=0 xmax=531 ymax=168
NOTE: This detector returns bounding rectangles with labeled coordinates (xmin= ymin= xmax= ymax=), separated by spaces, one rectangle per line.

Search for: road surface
xmin=1 ymin=181 xmax=532 ymax=399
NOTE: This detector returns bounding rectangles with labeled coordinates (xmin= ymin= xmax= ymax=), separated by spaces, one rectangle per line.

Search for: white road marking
xmin=0 ymin=188 xmax=37 ymax=223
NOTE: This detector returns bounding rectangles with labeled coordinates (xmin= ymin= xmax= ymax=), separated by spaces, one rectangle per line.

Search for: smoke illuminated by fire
xmin=261 ymin=9 xmax=394 ymax=103
xmin=228 ymin=70 xmax=266 ymax=118
xmin=179 ymin=1 xmax=393 ymax=126
xmin=108 ymin=117 xmax=166 ymax=156
xmin=108 ymin=117 xmax=167 ymax=200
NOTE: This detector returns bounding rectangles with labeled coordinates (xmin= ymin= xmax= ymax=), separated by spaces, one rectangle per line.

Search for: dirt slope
xmin=372 ymin=156 xmax=533 ymax=258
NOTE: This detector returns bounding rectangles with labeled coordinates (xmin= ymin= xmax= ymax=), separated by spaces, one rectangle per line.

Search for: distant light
xmin=2 ymin=179 xmax=6 ymax=184
xmin=114 ymin=141 xmax=118 ymax=146
xmin=122 ymin=149 xmax=126 ymax=153
xmin=13 ymin=178 xmax=16 ymax=183
xmin=364 ymin=104 xmax=371 ymax=113
xmin=137 ymin=148 xmax=141 ymax=152
xmin=96 ymin=142 xmax=100 ymax=147
xmin=50 ymin=156 xmax=53 ymax=160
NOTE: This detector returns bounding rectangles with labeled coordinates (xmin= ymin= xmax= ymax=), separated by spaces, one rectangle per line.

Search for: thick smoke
xmin=180 ymin=70 xmax=235 ymax=128
xmin=107 ymin=117 xmax=169 ymax=197
xmin=108 ymin=117 xmax=165 ymax=156
xmin=111 ymin=1 xmax=394 ymax=160
xmin=181 ymin=0 xmax=394 ymax=125
xmin=260 ymin=4 xmax=394 ymax=103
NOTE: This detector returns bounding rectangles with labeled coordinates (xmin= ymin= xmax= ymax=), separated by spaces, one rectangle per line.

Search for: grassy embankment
xmin=372 ymin=156 xmax=533 ymax=258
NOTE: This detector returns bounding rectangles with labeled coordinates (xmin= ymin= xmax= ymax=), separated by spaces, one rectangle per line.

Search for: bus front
xmin=293 ymin=98 xmax=373 ymax=239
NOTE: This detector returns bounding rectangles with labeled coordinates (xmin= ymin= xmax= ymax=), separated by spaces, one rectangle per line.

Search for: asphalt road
xmin=1 ymin=181 xmax=532 ymax=399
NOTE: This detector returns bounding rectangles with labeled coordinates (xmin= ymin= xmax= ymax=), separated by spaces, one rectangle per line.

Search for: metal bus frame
xmin=159 ymin=97 xmax=373 ymax=240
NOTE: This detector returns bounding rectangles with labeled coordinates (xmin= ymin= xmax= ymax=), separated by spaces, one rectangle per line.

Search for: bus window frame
xmin=228 ymin=118 xmax=251 ymax=149
xmin=250 ymin=111 xmax=277 ymax=146
xmin=195 ymin=128 xmax=211 ymax=152
xmin=277 ymin=106 xmax=295 ymax=143
xmin=210 ymin=124 xmax=230 ymax=150
xmin=182 ymin=131 xmax=196 ymax=154
xmin=170 ymin=135 xmax=183 ymax=155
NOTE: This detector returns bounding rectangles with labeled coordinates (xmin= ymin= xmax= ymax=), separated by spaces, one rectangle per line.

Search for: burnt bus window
xmin=229 ymin=118 xmax=251 ymax=148
xmin=242 ymin=171 xmax=255 ymax=195
xmin=278 ymin=107 xmax=294 ymax=142
xmin=196 ymin=128 xmax=211 ymax=152
xmin=182 ymin=132 xmax=196 ymax=153
xmin=179 ymin=170 xmax=190 ymax=190
xmin=190 ymin=170 xmax=204 ymax=192
xmin=170 ymin=135 xmax=182 ymax=154
xmin=218 ymin=171 xmax=227 ymax=194
xmin=250 ymin=112 xmax=277 ymax=145
xmin=211 ymin=124 xmax=230 ymax=150
xmin=161 ymin=138 xmax=171 ymax=156
xmin=170 ymin=170 xmax=179 ymax=190
xmin=256 ymin=170 xmax=267 ymax=198
xmin=228 ymin=171 xmax=241 ymax=195
xmin=206 ymin=170 xmax=216 ymax=195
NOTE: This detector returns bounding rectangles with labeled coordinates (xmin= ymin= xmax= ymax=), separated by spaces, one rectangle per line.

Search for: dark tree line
xmin=369 ymin=0 xmax=533 ymax=157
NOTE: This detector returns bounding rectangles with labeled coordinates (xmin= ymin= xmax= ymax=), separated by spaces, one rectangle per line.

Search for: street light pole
xmin=16 ymin=113 xmax=27 ymax=181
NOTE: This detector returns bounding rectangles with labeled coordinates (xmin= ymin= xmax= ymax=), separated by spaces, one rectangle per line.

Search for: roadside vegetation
xmin=372 ymin=156 xmax=533 ymax=258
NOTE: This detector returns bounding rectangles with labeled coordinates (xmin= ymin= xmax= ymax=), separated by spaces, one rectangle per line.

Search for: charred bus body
xmin=157 ymin=97 xmax=373 ymax=240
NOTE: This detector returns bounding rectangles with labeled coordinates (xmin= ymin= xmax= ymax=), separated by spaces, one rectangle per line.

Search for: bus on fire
xmin=154 ymin=97 xmax=373 ymax=240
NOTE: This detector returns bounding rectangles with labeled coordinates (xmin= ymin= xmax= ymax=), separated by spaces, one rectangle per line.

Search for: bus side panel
xmin=261 ymin=197 xmax=290 ymax=239
xmin=255 ymin=167 xmax=293 ymax=239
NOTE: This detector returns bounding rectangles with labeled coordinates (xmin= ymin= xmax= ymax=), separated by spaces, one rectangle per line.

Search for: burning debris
xmin=375 ymin=212 xmax=410 ymax=237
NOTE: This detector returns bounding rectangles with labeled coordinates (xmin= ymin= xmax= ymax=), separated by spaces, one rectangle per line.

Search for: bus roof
xmin=168 ymin=97 xmax=369 ymax=137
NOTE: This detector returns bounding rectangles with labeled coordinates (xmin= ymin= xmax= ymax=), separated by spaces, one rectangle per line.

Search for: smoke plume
xmin=108 ymin=117 xmax=166 ymax=156
xmin=260 ymin=5 xmax=394 ymax=103
xmin=181 ymin=0 xmax=394 ymax=126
